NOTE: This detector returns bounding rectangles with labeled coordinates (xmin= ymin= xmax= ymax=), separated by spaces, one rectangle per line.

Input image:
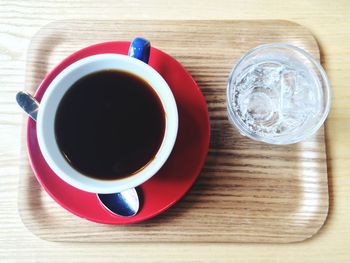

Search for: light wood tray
xmin=19 ymin=20 xmax=329 ymax=243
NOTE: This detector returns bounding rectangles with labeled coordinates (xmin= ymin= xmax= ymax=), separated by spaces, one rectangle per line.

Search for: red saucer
xmin=27 ymin=42 xmax=210 ymax=224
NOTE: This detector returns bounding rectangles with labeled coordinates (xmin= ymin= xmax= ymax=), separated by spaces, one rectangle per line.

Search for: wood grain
xmin=1 ymin=1 xmax=350 ymax=262
xmin=18 ymin=20 xmax=328 ymax=243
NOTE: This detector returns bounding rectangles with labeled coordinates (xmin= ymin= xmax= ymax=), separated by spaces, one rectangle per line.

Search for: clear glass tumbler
xmin=227 ymin=43 xmax=331 ymax=144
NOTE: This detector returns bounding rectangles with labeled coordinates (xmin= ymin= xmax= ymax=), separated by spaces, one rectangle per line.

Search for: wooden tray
xmin=19 ymin=20 xmax=329 ymax=243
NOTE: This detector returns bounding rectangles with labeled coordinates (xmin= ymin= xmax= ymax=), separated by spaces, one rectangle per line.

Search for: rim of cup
xmin=37 ymin=54 xmax=178 ymax=193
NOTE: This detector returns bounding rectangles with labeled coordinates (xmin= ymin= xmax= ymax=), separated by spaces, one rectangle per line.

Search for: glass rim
xmin=226 ymin=43 xmax=331 ymax=145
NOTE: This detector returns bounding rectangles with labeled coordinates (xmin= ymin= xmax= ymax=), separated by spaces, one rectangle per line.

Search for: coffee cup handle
xmin=128 ymin=37 xmax=151 ymax=64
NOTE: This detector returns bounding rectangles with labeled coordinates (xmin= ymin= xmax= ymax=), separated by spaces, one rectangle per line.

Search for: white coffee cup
xmin=37 ymin=48 xmax=178 ymax=194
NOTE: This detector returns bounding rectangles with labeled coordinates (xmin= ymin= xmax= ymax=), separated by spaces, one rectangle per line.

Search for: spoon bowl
xmin=97 ymin=188 xmax=139 ymax=217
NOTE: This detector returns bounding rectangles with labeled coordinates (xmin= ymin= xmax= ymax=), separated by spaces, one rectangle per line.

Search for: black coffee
xmin=55 ymin=70 xmax=165 ymax=180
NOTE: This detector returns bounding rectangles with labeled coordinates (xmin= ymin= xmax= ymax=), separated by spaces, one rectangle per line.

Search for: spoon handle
xmin=16 ymin=91 xmax=39 ymax=121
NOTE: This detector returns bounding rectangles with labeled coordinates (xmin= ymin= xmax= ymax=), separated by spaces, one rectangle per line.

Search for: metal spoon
xmin=16 ymin=91 xmax=140 ymax=217
xmin=97 ymin=189 xmax=139 ymax=217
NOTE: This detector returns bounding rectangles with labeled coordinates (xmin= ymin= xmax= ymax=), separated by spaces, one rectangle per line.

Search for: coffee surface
xmin=55 ymin=70 xmax=165 ymax=180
